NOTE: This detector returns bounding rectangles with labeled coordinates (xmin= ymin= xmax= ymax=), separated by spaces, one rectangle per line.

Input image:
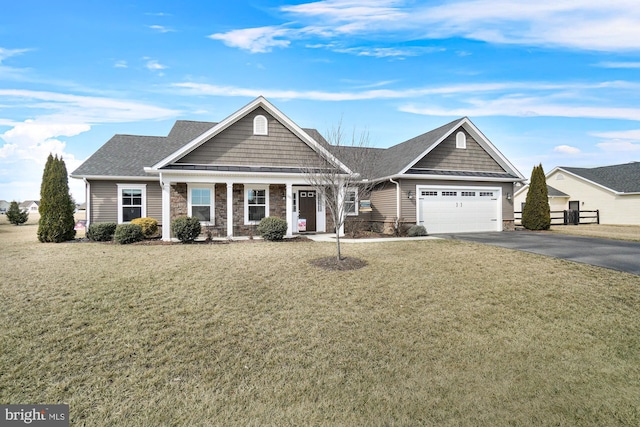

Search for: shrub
xmin=257 ymin=217 xmax=288 ymax=241
xmin=407 ymin=225 xmax=428 ymax=237
xmin=131 ymin=217 xmax=159 ymax=238
xmin=87 ymin=222 xmax=117 ymax=242
xmin=522 ymin=164 xmax=551 ymax=230
xmin=172 ymin=216 xmax=202 ymax=243
xmin=37 ymin=154 xmax=76 ymax=242
xmin=114 ymin=223 xmax=144 ymax=245
xmin=6 ymin=201 xmax=29 ymax=225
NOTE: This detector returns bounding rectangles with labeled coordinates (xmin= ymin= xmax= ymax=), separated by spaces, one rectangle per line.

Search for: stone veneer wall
xmin=170 ymin=183 xmax=293 ymax=237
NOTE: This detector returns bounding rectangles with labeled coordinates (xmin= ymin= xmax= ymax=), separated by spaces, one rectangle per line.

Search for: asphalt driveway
xmin=441 ymin=230 xmax=640 ymax=276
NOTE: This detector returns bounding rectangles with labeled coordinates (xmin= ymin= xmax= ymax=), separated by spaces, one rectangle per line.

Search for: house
xmin=0 ymin=200 xmax=9 ymax=214
xmin=19 ymin=200 xmax=40 ymax=213
xmin=514 ymin=162 xmax=640 ymax=225
xmin=71 ymin=97 xmax=525 ymax=240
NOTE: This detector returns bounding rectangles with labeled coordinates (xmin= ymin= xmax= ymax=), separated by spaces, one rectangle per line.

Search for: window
xmin=189 ymin=186 xmax=214 ymax=223
xmin=442 ymin=191 xmax=457 ymax=196
xmin=456 ymin=131 xmax=466 ymax=149
xmin=117 ymin=184 xmax=146 ymax=223
xmin=253 ymin=115 xmax=268 ymax=135
xmin=479 ymin=191 xmax=494 ymax=197
xmin=245 ymin=187 xmax=269 ymax=224
xmin=345 ymin=189 xmax=358 ymax=216
xmin=461 ymin=191 xmax=476 ymax=196
xmin=421 ymin=191 xmax=438 ymax=196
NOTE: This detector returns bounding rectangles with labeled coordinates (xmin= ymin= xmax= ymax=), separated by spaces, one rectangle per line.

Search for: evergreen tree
xmin=6 ymin=201 xmax=29 ymax=225
xmin=37 ymin=154 xmax=76 ymax=242
xmin=522 ymin=164 xmax=551 ymax=230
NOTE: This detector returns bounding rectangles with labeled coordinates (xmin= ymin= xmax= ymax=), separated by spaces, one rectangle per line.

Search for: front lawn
xmin=1 ymin=223 xmax=639 ymax=426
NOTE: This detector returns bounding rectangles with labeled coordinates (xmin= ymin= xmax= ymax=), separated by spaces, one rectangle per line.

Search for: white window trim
xmin=117 ymin=183 xmax=147 ymax=224
xmin=345 ymin=187 xmax=359 ymax=216
xmin=456 ymin=131 xmax=466 ymax=149
xmin=253 ymin=115 xmax=268 ymax=135
xmin=188 ymin=184 xmax=215 ymax=225
xmin=244 ymin=185 xmax=269 ymax=225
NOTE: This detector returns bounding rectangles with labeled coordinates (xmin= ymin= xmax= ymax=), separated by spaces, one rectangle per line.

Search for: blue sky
xmin=2 ymin=0 xmax=640 ymax=202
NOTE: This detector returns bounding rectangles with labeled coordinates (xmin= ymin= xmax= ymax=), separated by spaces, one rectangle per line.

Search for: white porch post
xmin=161 ymin=177 xmax=172 ymax=241
xmin=226 ymin=181 xmax=234 ymax=238
xmin=285 ymin=182 xmax=293 ymax=237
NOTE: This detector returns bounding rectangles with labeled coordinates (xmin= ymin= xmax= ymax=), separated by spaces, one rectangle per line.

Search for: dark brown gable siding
xmin=89 ymin=180 xmax=162 ymax=224
xmin=413 ymin=129 xmax=505 ymax=172
xmin=176 ymin=107 xmax=326 ymax=168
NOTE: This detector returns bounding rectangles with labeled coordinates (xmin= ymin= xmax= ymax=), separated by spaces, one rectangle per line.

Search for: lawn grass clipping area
xmin=1 ymin=223 xmax=640 ymax=426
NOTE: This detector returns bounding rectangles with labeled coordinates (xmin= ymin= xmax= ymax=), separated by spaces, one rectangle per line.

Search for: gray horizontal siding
xmin=369 ymin=182 xmax=397 ymax=221
xmin=413 ymin=128 xmax=504 ymax=173
xmin=177 ymin=107 xmax=326 ymax=168
xmin=89 ymin=180 xmax=163 ymax=224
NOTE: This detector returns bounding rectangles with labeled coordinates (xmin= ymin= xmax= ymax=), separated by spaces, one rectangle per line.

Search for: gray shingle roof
xmin=562 ymin=162 xmax=640 ymax=193
xmin=546 ymin=185 xmax=569 ymax=197
xmin=72 ymin=120 xmax=216 ymax=177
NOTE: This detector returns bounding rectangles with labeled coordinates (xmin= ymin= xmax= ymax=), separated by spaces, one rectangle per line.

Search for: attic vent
xmin=556 ymin=173 xmax=564 ymax=180
xmin=456 ymin=131 xmax=466 ymax=149
xmin=253 ymin=115 xmax=268 ymax=135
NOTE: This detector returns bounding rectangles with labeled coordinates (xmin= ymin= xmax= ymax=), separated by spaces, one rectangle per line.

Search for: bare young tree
xmin=301 ymin=123 xmax=381 ymax=261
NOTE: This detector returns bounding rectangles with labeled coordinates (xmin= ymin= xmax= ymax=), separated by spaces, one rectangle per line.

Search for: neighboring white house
xmin=19 ymin=200 xmax=40 ymax=213
xmin=514 ymin=162 xmax=640 ymax=225
xmin=0 ymin=200 xmax=9 ymax=214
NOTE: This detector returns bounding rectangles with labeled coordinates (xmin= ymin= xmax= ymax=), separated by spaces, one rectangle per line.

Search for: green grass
xmin=1 ymin=222 xmax=640 ymax=426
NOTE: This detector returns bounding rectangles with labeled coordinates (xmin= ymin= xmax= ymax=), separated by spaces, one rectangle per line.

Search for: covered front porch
xmin=159 ymin=173 xmax=340 ymax=241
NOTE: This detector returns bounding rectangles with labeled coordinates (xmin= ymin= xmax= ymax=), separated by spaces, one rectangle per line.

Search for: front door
xmin=298 ymin=191 xmax=316 ymax=232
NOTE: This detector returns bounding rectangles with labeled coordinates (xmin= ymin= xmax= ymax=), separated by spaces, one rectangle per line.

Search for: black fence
xmin=514 ymin=209 xmax=599 ymax=226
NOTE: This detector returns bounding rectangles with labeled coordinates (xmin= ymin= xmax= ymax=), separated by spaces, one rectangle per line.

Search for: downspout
xmin=83 ymin=178 xmax=90 ymax=227
xmin=389 ymin=178 xmax=401 ymax=229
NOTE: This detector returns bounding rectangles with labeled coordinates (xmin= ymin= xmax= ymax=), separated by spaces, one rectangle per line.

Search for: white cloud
xmin=0 ymin=90 xmax=180 ymax=201
xmin=114 ymin=60 xmax=128 ymax=68
xmin=594 ymin=61 xmax=640 ymax=69
xmin=208 ymin=26 xmax=291 ymax=53
xmin=592 ymin=129 xmax=640 ymax=140
xmin=0 ymin=47 xmax=31 ymax=63
xmin=400 ymin=95 xmax=640 ymax=121
xmin=596 ymin=140 xmax=640 ymax=152
xmin=554 ymin=145 xmax=581 ymax=155
xmin=149 ymin=25 xmax=176 ymax=33
xmin=145 ymin=59 xmax=167 ymax=72
xmin=212 ymin=0 xmax=640 ymax=53
xmin=0 ymin=89 xmax=179 ymax=123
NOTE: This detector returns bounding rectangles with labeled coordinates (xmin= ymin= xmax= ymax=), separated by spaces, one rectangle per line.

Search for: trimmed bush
xmin=522 ymin=164 xmax=551 ymax=230
xmin=257 ymin=217 xmax=288 ymax=241
xmin=131 ymin=217 xmax=159 ymax=238
xmin=172 ymin=216 xmax=202 ymax=243
xmin=114 ymin=224 xmax=144 ymax=245
xmin=87 ymin=222 xmax=117 ymax=242
xmin=407 ymin=225 xmax=428 ymax=237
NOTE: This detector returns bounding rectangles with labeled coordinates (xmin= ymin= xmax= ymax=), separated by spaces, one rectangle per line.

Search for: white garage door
xmin=418 ymin=187 xmax=500 ymax=234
